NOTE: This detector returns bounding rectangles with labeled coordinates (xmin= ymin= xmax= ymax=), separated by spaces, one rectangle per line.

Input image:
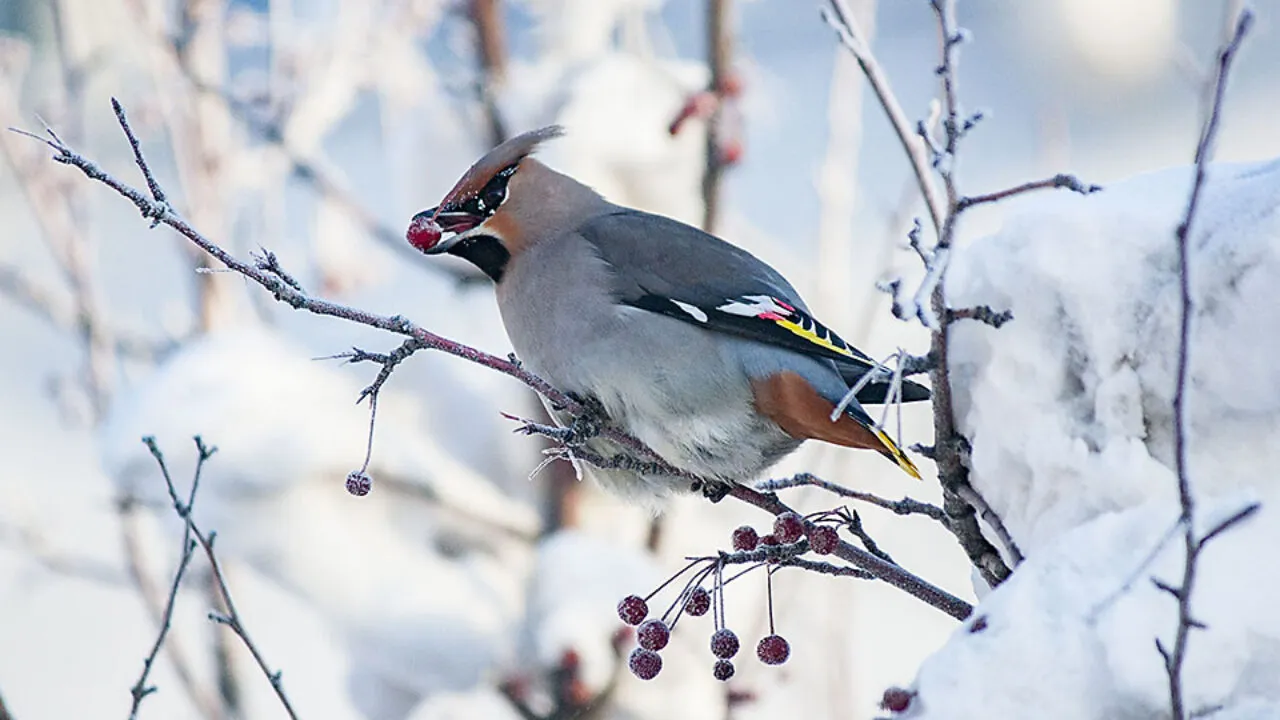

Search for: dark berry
xmin=881 ymin=687 xmax=913 ymax=713
xmin=808 ymin=525 xmax=839 ymax=555
xmin=759 ymin=534 xmax=779 ymax=547
xmin=685 ymin=587 xmax=711 ymax=617
xmin=345 ymin=470 xmax=372 ymax=497
xmin=773 ymin=512 xmax=804 ymax=544
xmin=637 ymin=619 xmax=670 ymax=651
xmin=617 ymin=595 xmax=648 ymax=626
xmin=713 ymin=659 xmax=735 ymax=681
xmin=628 ymin=648 xmax=662 ymax=680
xmin=756 ymin=634 xmax=790 ymax=665
xmin=731 ymin=526 xmax=759 ymax=551
xmin=710 ymin=629 xmax=740 ymax=659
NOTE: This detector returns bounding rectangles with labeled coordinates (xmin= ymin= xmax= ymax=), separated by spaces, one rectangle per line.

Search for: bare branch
xmin=127 ymin=511 xmax=197 ymax=718
xmin=821 ymin=0 xmax=945 ymax=235
xmin=142 ymin=437 xmax=300 ymax=720
xmin=956 ymin=173 xmax=1100 ymax=211
xmin=755 ymin=473 xmax=946 ymax=521
xmin=726 ymin=484 xmax=972 ymax=620
xmin=1162 ymin=13 xmax=1255 ymax=719
xmin=947 ymin=305 xmax=1012 ymax=328
xmin=954 ymin=483 xmax=1023 ymax=565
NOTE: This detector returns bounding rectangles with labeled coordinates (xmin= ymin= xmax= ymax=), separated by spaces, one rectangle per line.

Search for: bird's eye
xmin=480 ymin=183 xmax=505 ymax=214
xmin=472 ymin=163 xmax=519 ymax=218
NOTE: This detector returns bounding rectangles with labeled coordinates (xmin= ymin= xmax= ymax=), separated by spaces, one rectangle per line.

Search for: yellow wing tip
xmin=872 ymin=427 xmax=922 ymax=480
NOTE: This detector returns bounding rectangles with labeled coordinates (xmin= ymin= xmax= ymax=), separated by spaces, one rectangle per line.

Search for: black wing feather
xmin=580 ymin=210 xmax=930 ymax=404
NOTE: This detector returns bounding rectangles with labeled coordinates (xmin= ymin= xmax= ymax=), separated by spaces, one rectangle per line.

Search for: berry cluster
xmin=618 ymin=511 xmax=846 ymax=682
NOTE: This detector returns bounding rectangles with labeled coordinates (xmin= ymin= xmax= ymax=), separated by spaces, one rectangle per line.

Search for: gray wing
xmin=577 ymin=209 xmax=929 ymax=404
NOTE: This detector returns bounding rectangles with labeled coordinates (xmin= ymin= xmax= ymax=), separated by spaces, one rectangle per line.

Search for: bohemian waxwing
xmin=406 ymin=127 xmax=929 ymax=500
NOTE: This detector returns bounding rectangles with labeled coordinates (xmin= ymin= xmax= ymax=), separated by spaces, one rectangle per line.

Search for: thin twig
xmin=727 ymin=484 xmax=971 ymax=619
xmin=142 ymin=437 xmax=300 ymax=720
xmin=954 ymin=483 xmax=1023 ymax=565
xmin=947 ymin=305 xmax=1012 ymax=328
xmin=821 ymin=0 xmax=945 ymax=234
xmin=127 ymin=499 xmax=198 ymax=717
xmin=756 ymin=473 xmax=946 ymax=521
xmin=1160 ymin=13 xmax=1254 ymax=720
xmin=956 ymin=173 xmax=1100 ymax=211
xmin=841 ymin=508 xmax=895 ymax=564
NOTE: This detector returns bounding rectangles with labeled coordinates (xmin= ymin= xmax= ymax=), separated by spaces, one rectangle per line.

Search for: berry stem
xmin=664 ymin=563 xmax=717 ymax=627
xmin=645 ymin=557 xmax=707 ymax=602
xmin=767 ymin=566 xmax=776 ymax=634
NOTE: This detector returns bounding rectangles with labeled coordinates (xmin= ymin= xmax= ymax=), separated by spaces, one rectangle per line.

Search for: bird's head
xmin=408 ymin=126 xmax=602 ymax=281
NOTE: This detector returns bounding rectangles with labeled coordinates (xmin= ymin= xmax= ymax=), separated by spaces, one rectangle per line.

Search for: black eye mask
xmin=462 ymin=163 xmax=519 ymax=218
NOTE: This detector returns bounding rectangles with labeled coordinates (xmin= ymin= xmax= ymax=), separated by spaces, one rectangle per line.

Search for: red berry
xmin=637 ymin=619 xmax=670 ymax=651
xmin=713 ymin=659 xmax=735 ymax=681
xmin=710 ymin=629 xmax=740 ymax=659
xmin=759 ymin=534 xmax=779 ymax=547
xmin=617 ymin=595 xmax=648 ymax=626
xmin=685 ymin=587 xmax=711 ymax=617
xmin=405 ymin=214 xmax=443 ymax=253
xmin=628 ymin=648 xmax=662 ymax=680
xmin=345 ymin=470 xmax=372 ymax=497
xmin=731 ymin=526 xmax=759 ymax=551
xmin=773 ymin=512 xmax=804 ymax=544
xmin=808 ymin=525 xmax=839 ymax=555
xmin=881 ymin=687 xmax=913 ymax=713
xmin=756 ymin=634 xmax=790 ymax=665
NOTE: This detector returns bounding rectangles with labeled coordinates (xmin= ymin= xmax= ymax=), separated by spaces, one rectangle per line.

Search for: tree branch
xmin=142 ymin=437 xmax=300 ymax=720
xmin=956 ymin=173 xmax=1100 ymax=211
xmin=821 ymin=0 xmax=945 ymax=235
xmin=755 ymin=473 xmax=946 ymax=521
xmin=1161 ymin=12 xmax=1254 ymax=720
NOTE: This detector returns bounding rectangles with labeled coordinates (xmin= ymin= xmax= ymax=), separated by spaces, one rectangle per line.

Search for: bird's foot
xmin=694 ymin=479 xmax=734 ymax=503
xmin=564 ymin=393 xmax=608 ymax=444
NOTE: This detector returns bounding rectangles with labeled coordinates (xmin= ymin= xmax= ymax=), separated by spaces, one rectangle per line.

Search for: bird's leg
xmin=563 ymin=393 xmax=609 ymax=444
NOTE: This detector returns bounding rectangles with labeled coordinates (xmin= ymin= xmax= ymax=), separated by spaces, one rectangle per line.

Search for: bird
xmin=405 ymin=126 xmax=929 ymax=501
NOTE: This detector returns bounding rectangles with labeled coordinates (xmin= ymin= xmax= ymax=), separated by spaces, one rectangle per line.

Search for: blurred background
xmin=0 ymin=0 xmax=1277 ymax=718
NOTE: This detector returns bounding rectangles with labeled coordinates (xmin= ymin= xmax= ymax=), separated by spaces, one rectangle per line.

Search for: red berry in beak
xmin=406 ymin=213 xmax=443 ymax=253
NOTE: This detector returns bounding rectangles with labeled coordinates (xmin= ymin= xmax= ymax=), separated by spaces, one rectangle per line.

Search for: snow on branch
xmin=10 ymin=101 xmax=974 ymax=622
xmin=1158 ymin=11 xmax=1261 ymax=720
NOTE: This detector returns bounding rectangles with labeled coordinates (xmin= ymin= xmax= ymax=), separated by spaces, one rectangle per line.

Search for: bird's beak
xmin=406 ymin=207 xmax=482 ymax=254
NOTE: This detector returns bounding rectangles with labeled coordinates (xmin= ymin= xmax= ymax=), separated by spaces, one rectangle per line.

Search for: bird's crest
xmin=438 ymin=126 xmax=564 ymax=211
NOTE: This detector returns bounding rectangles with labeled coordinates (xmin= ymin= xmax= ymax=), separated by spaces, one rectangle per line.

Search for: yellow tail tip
xmin=872 ymin=427 xmax=922 ymax=480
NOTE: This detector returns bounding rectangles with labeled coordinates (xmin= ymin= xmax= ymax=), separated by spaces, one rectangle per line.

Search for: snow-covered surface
xmin=949 ymin=158 xmax=1280 ymax=552
xmin=907 ymin=494 xmax=1279 ymax=719
xmin=899 ymin=158 xmax=1280 ymax=717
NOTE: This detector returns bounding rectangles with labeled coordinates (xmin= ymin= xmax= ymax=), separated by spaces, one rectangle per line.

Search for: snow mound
xmin=903 ymin=493 xmax=1279 ymax=720
xmin=947 ymin=158 xmax=1280 ymax=552
xmin=902 ymin=158 xmax=1280 ymax=718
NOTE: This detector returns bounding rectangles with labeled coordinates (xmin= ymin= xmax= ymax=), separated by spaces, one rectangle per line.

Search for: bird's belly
xmin=562 ymin=309 xmax=799 ymax=481
xmin=496 ymin=245 xmax=799 ymax=484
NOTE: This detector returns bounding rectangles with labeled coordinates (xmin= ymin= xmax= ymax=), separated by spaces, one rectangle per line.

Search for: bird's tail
xmin=869 ymin=425 xmax=922 ymax=480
